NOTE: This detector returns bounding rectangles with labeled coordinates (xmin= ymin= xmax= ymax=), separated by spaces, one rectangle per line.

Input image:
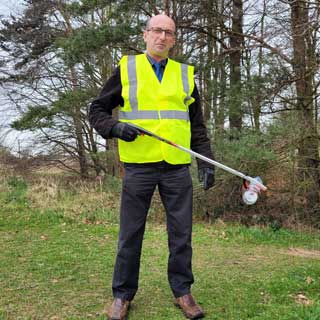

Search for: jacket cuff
xmin=196 ymin=158 xmax=215 ymax=170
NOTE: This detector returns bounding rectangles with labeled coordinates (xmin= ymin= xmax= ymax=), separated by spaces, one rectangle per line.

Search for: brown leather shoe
xmin=107 ymin=298 xmax=130 ymax=320
xmin=175 ymin=294 xmax=204 ymax=319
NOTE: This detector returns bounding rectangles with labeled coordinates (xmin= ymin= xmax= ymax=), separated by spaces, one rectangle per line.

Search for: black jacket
xmin=89 ymin=66 xmax=214 ymax=169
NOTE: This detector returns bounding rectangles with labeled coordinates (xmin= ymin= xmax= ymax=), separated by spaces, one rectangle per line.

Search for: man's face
xmin=143 ymin=15 xmax=176 ymax=60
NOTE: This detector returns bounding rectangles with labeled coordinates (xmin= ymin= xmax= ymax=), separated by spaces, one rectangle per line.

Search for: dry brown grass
xmin=26 ymin=173 xmax=121 ymax=221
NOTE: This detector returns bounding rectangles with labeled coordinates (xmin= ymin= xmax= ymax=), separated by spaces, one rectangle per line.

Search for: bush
xmin=192 ymin=128 xmax=278 ymax=223
xmin=215 ymin=129 xmax=277 ymax=179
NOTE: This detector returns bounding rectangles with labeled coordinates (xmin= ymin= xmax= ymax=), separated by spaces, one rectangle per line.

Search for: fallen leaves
xmin=293 ymin=293 xmax=313 ymax=306
xmin=305 ymin=276 xmax=314 ymax=284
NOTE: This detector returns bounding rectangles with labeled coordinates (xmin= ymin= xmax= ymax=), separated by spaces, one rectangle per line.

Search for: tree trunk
xmin=229 ymin=0 xmax=244 ymax=132
xmin=253 ymin=0 xmax=267 ymax=132
xmin=60 ymin=3 xmax=89 ymax=178
xmin=70 ymin=68 xmax=89 ymax=178
xmin=289 ymin=0 xmax=320 ymax=205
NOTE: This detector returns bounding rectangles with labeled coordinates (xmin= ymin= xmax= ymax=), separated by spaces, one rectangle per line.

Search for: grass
xmin=1 ymin=173 xmax=320 ymax=319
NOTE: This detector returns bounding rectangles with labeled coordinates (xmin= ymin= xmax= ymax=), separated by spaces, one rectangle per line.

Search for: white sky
xmin=0 ymin=0 xmax=29 ymax=153
xmin=0 ymin=0 xmax=25 ymax=16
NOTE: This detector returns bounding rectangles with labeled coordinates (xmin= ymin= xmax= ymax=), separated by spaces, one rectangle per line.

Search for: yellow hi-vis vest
xmin=118 ymin=53 xmax=195 ymax=164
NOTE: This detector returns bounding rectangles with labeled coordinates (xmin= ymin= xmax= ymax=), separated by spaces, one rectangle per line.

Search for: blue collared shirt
xmin=146 ymin=54 xmax=167 ymax=82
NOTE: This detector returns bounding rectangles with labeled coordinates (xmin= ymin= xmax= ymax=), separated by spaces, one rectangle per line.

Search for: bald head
xmin=146 ymin=14 xmax=176 ymax=32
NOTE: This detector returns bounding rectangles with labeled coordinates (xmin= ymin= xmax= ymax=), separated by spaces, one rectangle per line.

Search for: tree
xmin=289 ymin=0 xmax=320 ymax=205
xmin=229 ymin=0 xmax=244 ymax=132
xmin=0 ymin=0 xmax=145 ymax=177
xmin=1 ymin=0 xmax=320 ymax=221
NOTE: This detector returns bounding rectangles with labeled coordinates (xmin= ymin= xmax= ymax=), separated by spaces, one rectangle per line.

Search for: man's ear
xmin=143 ymin=30 xmax=148 ymax=43
xmin=169 ymin=37 xmax=176 ymax=48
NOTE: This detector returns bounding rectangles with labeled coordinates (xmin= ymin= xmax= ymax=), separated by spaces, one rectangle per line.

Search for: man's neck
xmin=146 ymin=52 xmax=168 ymax=62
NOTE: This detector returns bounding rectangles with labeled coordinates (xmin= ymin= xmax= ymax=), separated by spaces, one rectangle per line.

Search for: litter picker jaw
xmin=126 ymin=123 xmax=267 ymax=191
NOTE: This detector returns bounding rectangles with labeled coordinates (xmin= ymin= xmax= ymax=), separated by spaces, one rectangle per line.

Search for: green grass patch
xmin=1 ymin=174 xmax=320 ymax=319
xmin=1 ymin=205 xmax=320 ymax=319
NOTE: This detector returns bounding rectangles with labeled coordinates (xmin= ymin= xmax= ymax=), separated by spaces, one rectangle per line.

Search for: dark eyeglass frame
xmin=146 ymin=27 xmax=176 ymax=38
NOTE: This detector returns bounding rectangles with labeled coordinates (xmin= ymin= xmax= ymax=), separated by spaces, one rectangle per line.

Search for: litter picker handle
xmin=126 ymin=123 xmax=267 ymax=191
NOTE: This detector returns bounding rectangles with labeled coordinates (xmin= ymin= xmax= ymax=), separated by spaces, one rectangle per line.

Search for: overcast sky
xmin=0 ymin=0 xmax=25 ymax=17
xmin=0 ymin=0 xmax=28 ymax=153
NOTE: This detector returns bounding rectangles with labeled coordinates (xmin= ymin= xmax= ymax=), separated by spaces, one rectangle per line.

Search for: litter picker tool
xmin=127 ymin=122 xmax=267 ymax=192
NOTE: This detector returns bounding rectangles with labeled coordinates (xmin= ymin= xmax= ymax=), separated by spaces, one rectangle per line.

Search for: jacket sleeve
xmin=89 ymin=67 xmax=123 ymax=139
xmin=189 ymin=84 xmax=215 ymax=170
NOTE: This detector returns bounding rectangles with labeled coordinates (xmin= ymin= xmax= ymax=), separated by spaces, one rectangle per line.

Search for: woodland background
xmin=0 ymin=0 xmax=320 ymax=227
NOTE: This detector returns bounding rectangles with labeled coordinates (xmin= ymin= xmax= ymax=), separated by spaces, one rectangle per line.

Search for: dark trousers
xmin=112 ymin=165 xmax=194 ymax=301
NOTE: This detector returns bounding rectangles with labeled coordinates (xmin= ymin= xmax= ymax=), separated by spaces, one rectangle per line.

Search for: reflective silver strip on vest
xmin=128 ymin=55 xmax=138 ymax=111
xmin=119 ymin=110 xmax=158 ymax=120
xmin=120 ymin=56 xmax=189 ymax=121
xmin=181 ymin=63 xmax=192 ymax=105
xmin=160 ymin=110 xmax=189 ymax=120
xmin=119 ymin=110 xmax=189 ymax=120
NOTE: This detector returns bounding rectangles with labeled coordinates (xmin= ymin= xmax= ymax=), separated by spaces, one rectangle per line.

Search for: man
xmin=89 ymin=14 xmax=214 ymax=320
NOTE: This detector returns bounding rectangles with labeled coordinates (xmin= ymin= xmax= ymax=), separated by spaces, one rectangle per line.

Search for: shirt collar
xmin=146 ymin=53 xmax=167 ymax=67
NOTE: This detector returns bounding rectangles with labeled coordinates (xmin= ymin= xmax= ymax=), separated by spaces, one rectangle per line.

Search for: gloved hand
xmin=198 ymin=167 xmax=215 ymax=190
xmin=111 ymin=122 xmax=141 ymax=142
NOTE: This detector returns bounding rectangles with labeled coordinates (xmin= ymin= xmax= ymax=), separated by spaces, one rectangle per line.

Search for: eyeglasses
xmin=146 ymin=27 xmax=176 ymax=38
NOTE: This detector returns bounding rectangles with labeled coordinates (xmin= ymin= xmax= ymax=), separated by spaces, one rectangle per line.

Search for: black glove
xmin=198 ymin=167 xmax=215 ymax=190
xmin=111 ymin=122 xmax=141 ymax=142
